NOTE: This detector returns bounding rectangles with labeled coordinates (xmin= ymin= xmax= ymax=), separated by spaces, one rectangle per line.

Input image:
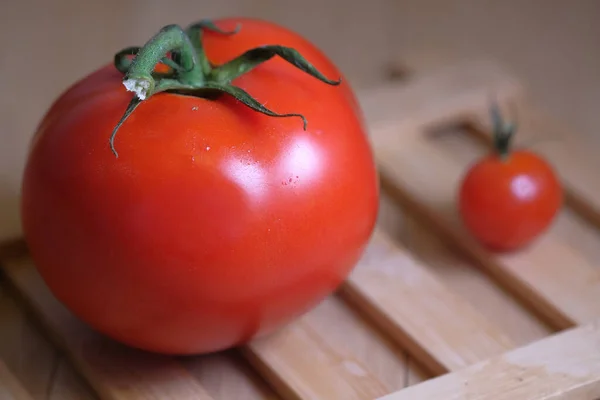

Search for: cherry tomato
xmin=20 ymin=18 xmax=379 ymax=355
xmin=458 ymin=106 xmax=563 ymax=252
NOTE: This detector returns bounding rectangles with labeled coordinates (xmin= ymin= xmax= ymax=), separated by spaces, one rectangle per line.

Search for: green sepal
xmin=211 ymin=45 xmax=342 ymax=85
xmin=185 ymin=19 xmax=241 ymax=36
xmin=204 ymin=83 xmax=308 ymax=129
xmin=185 ymin=20 xmax=241 ymax=75
xmin=109 ymin=97 xmax=142 ymax=157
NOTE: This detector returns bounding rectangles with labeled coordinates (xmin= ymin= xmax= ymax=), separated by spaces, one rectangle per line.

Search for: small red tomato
xmin=20 ymin=18 xmax=379 ymax=355
xmin=458 ymin=105 xmax=563 ymax=252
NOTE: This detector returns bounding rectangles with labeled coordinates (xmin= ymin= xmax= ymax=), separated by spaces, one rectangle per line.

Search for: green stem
xmin=490 ymin=101 xmax=517 ymax=160
xmin=114 ymin=46 xmax=184 ymax=78
xmin=109 ymin=19 xmax=342 ymax=158
xmin=123 ymin=24 xmax=202 ymax=99
xmin=185 ymin=20 xmax=241 ymax=76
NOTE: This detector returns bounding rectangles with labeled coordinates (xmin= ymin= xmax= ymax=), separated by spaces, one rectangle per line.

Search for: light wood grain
xmin=376 ymin=190 xmax=551 ymax=350
xmin=241 ymin=292 xmax=416 ymax=400
xmin=340 ymin=230 xmax=514 ymax=375
xmin=293 ymin=296 xmax=411 ymax=392
xmin=378 ymin=318 xmax=600 ymax=400
xmin=0 ymin=360 xmax=34 ymax=400
xmin=244 ymin=315 xmax=390 ymax=400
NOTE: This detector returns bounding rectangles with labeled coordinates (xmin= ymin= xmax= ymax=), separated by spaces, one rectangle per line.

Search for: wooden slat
xmin=377 ymin=318 xmax=600 ymax=400
xmin=243 ymin=299 xmax=404 ymax=400
xmin=361 ymin=62 xmax=600 ymax=331
xmin=3 ymin=257 xmax=216 ymax=400
xmin=290 ymin=295 xmax=413 ymax=392
xmin=0 ymin=360 xmax=34 ymax=400
xmin=340 ymin=231 xmax=514 ymax=375
xmin=376 ymin=198 xmax=552 ymax=347
xmin=243 ymin=319 xmax=390 ymax=400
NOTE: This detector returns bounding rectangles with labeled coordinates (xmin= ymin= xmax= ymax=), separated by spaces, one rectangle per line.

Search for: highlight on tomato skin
xmin=456 ymin=105 xmax=564 ymax=253
xmin=19 ymin=18 xmax=380 ymax=355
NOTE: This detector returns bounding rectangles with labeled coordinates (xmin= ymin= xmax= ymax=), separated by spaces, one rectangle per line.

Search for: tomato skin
xmin=458 ymin=149 xmax=562 ymax=252
xmin=20 ymin=18 xmax=379 ymax=354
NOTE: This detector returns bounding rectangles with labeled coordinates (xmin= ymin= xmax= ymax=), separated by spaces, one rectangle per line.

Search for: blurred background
xmin=1 ymin=0 xmax=599 ymax=242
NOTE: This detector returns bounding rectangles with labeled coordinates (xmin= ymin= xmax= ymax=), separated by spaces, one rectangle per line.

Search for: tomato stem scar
xmin=109 ymin=19 xmax=342 ymax=157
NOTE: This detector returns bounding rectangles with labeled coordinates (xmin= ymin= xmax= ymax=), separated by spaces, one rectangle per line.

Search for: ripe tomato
xmin=20 ymin=18 xmax=379 ymax=355
xmin=458 ymin=105 xmax=563 ymax=252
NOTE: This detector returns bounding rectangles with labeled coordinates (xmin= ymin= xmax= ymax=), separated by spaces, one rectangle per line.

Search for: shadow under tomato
xmin=0 ymin=179 xmax=25 ymax=258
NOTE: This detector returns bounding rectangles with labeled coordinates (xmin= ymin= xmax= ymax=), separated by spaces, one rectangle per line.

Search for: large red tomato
xmin=20 ymin=18 xmax=379 ymax=354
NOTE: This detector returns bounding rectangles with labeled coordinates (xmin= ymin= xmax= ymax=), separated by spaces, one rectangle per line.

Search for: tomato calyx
xmin=109 ymin=20 xmax=342 ymax=157
xmin=490 ymin=101 xmax=518 ymax=160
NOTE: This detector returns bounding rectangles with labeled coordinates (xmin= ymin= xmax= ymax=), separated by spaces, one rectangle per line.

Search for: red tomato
xmin=20 ymin=18 xmax=379 ymax=355
xmin=458 ymin=110 xmax=563 ymax=252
